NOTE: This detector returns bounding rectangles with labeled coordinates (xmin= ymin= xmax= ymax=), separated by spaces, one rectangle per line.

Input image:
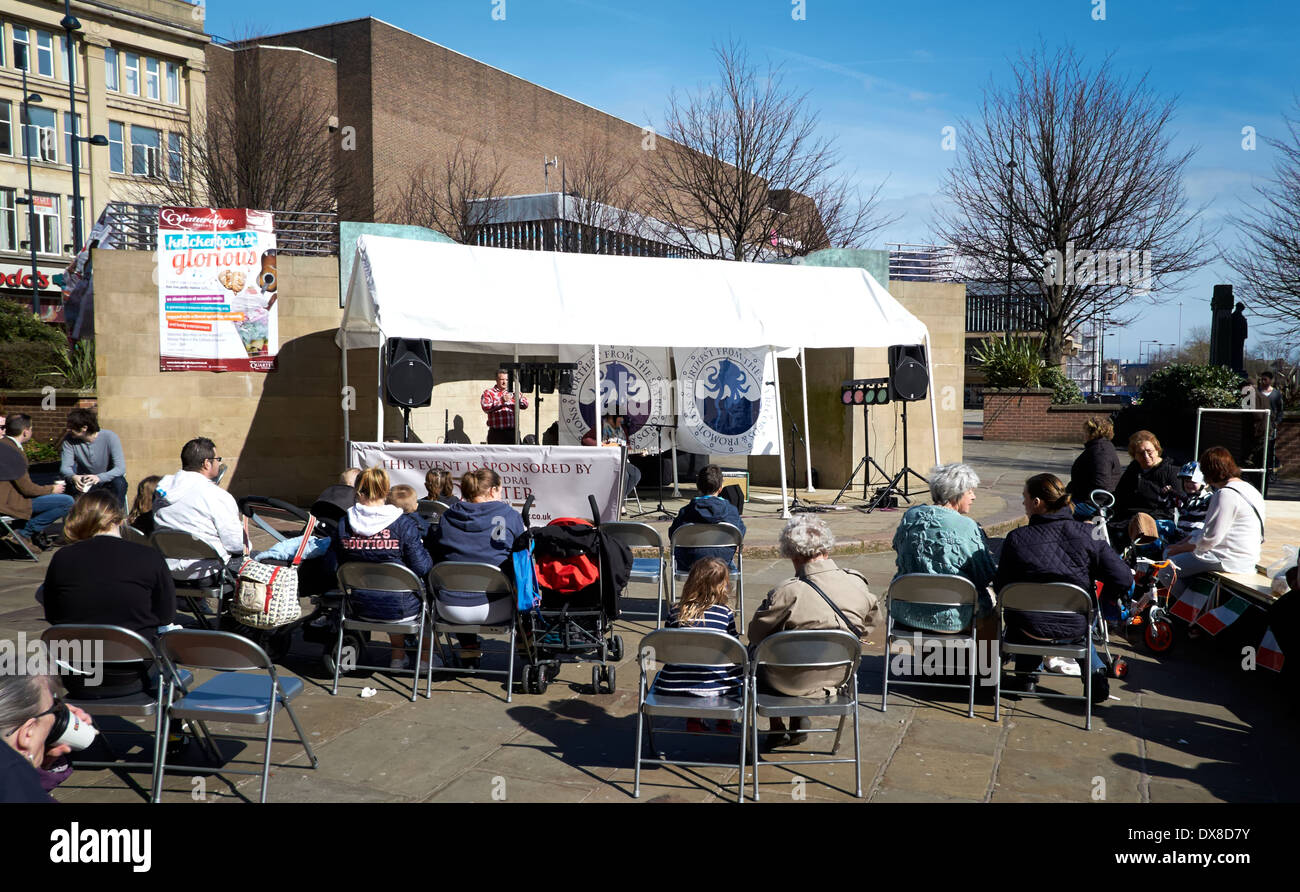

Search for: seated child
xmin=668 ymin=464 xmax=746 ymax=573
xmin=424 ymin=469 xmax=459 ymax=506
xmin=389 ymin=484 xmax=430 ymax=538
xmin=652 ymin=558 xmax=743 ymax=733
xmin=1174 ymin=461 xmax=1211 ymax=538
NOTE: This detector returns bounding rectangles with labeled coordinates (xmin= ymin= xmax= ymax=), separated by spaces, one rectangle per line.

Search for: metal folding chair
xmin=748 ymin=629 xmax=863 ymax=800
xmin=0 ymin=514 xmax=39 ymax=561
xmin=122 ymin=525 xmax=151 ymax=547
xmin=427 ymin=561 xmax=518 ymax=702
xmin=417 ymin=500 xmax=450 ymax=522
xmin=154 ymin=629 xmax=318 ymax=803
xmin=634 ymin=629 xmax=750 ymax=803
xmin=150 ymin=528 xmax=237 ymax=629
xmin=237 ymin=495 xmax=311 ymax=546
xmin=334 ymin=562 xmax=429 ymax=701
xmin=605 ymin=521 xmax=666 ymax=626
xmin=996 ymin=582 xmax=1096 ymax=731
xmin=883 ymin=574 xmax=982 ymax=718
xmin=669 ymin=522 xmax=745 ymax=634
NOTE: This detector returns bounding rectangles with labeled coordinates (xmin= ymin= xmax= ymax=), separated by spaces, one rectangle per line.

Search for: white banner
xmin=348 ymin=442 xmax=624 ymax=525
xmin=558 ymin=345 xmax=675 ymax=453
xmin=672 ymin=347 xmax=779 ymax=456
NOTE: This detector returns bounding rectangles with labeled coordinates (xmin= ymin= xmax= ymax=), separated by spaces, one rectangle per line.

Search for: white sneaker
xmin=1044 ymin=656 xmax=1081 ymax=676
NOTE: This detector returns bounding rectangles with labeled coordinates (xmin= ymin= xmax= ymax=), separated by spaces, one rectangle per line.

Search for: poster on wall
xmin=672 ymin=347 xmax=779 ymax=456
xmin=349 ymin=442 xmax=623 ymax=525
xmin=558 ymin=345 xmax=675 ymax=453
xmin=158 ymin=207 xmax=279 ymax=372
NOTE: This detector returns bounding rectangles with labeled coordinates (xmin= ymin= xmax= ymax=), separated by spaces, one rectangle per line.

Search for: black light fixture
xmin=557 ymin=364 xmax=576 ymax=395
xmin=518 ymin=365 xmax=536 ymax=393
xmin=840 ymin=378 xmax=890 ymax=406
xmin=538 ymin=366 xmax=557 ymax=394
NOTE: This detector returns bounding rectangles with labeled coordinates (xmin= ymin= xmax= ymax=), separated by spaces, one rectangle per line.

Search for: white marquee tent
xmin=338 ymin=235 xmax=939 ymax=515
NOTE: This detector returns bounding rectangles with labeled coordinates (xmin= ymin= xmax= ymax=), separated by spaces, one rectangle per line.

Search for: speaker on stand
xmin=886 ymin=344 xmax=930 ymax=497
xmin=383 ymin=338 xmax=434 ymax=441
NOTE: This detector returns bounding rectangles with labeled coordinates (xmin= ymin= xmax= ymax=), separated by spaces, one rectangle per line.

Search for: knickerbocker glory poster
xmin=158 ymin=207 xmax=279 ymax=372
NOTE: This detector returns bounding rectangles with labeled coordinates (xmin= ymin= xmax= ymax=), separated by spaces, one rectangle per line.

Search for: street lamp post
xmin=16 ymin=49 xmax=43 ymax=316
xmin=62 ymin=2 xmax=86 ymax=254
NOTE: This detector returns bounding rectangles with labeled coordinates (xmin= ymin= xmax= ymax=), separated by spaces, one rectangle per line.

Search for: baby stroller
xmin=515 ymin=495 xmax=632 ymax=695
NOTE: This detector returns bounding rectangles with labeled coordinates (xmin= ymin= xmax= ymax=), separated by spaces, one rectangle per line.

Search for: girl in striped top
xmin=654 ymin=559 xmax=743 ymax=732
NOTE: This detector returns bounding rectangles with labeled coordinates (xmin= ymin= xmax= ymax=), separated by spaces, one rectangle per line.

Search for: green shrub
xmin=1139 ymin=364 xmax=1242 ymax=410
xmin=1042 ymin=367 xmax=1085 ymax=405
xmin=24 ymin=440 xmax=59 ymax=464
xmin=39 ymin=340 xmax=95 ymax=389
xmin=0 ymin=298 xmax=64 ymax=346
xmin=0 ymin=341 xmax=64 ymax=389
xmin=972 ymin=336 xmax=1045 ymax=388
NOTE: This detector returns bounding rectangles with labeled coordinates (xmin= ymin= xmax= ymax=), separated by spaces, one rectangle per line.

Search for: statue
xmin=1209 ymin=284 xmax=1234 ymax=369
xmin=1230 ymin=302 xmax=1247 ymax=375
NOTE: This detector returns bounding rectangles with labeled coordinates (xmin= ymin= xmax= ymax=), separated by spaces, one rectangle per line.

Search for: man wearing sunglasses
xmin=153 ymin=437 xmax=247 ymax=580
xmin=0 ymin=414 xmax=73 ymax=552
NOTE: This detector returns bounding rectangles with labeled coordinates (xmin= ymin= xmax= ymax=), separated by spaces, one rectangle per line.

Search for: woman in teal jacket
xmin=891 ymin=463 xmax=996 ymax=632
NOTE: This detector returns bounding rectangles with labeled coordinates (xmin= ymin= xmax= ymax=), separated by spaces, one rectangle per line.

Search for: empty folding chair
xmin=154 ymin=629 xmax=318 ymax=803
xmin=0 ymin=514 xmax=39 ymax=562
xmin=634 ymin=628 xmax=750 ymax=803
xmin=748 ymin=629 xmax=863 ymax=800
xmin=334 ymin=562 xmax=430 ymax=702
xmin=669 ymin=522 xmax=745 ymax=634
xmin=605 ymin=521 xmax=666 ymax=626
xmin=996 ymin=582 xmax=1096 ymax=731
xmin=427 ymin=561 xmax=518 ymax=702
xmin=882 ymin=574 xmax=982 ymax=718
xmin=150 ymin=528 xmax=236 ymax=630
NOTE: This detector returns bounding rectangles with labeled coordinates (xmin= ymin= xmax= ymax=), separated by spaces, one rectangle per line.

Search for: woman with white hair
xmin=890 ymin=462 xmax=997 ymax=633
xmin=1 ymin=669 xmax=90 ymax=802
xmin=748 ymin=515 xmax=878 ymax=749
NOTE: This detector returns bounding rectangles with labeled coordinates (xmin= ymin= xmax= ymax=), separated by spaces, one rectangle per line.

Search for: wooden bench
xmin=1205 ymin=570 xmax=1277 ymax=610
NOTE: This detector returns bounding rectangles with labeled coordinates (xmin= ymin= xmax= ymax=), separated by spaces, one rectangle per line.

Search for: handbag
xmin=231 ymin=516 xmax=317 ymax=630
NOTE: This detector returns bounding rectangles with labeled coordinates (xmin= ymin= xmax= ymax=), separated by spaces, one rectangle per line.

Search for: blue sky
xmin=207 ymin=0 xmax=1297 ymax=361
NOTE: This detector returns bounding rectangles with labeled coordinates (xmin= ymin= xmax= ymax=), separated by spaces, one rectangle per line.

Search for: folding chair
xmin=154 ymin=629 xmax=318 ymax=804
xmin=427 ymin=561 xmax=518 ymax=702
xmin=748 ymin=629 xmax=863 ymax=800
xmin=0 ymin=514 xmax=39 ymax=561
xmin=417 ymin=500 xmax=450 ymax=522
xmin=334 ymin=562 xmax=429 ymax=702
xmin=150 ymin=528 xmax=237 ymax=630
xmin=996 ymin=582 xmax=1096 ymax=731
xmin=122 ymin=525 xmax=151 ymax=547
xmin=40 ymin=624 xmax=207 ymax=801
xmin=634 ymin=629 xmax=750 ymax=803
xmin=669 ymin=522 xmax=745 ymax=634
xmin=237 ymin=496 xmax=311 ymax=547
xmin=883 ymin=574 xmax=982 ymax=718
xmin=604 ymin=521 xmax=665 ymax=626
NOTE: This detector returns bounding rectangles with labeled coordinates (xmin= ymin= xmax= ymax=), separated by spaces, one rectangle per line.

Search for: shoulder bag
xmin=231 ymin=516 xmax=317 ymax=629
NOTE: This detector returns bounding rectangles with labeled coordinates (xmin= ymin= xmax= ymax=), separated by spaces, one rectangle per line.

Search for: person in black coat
xmin=1113 ymin=430 xmax=1181 ymax=525
xmin=1067 ymin=417 xmax=1123 ymax=509
xmin=995 ymin=473 xmax=1133 ymax=702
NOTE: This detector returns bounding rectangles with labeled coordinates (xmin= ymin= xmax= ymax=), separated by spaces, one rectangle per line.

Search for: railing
xmin=101 ymin=203 xmax=339 ymax=256
xmin=472 ymin=218 xmax=706 ymax=259
xmin=965 ymin=290 xmax=1046 ymax=334
xmin=887 ymin=243 xmax=957 ymax=282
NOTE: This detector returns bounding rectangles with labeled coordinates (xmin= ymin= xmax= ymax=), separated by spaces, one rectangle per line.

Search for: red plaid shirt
xmin=481 ymin=386 xmax=528 ymax=430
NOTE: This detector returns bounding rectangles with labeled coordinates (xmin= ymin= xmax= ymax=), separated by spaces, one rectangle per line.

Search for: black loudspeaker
xmin=384 ymin=338 xmax=434 ymax=408
xmin=888 ymin=344 xmax=929 ymax=402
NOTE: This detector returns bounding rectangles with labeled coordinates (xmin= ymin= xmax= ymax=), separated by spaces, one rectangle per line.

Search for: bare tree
xmin=561 ymin=141 xmax=639 ymax=252
xmin=1171 ymin=325 xmax=1211 ymax=365
xmin=940 ymin=46 xmax=1212 ymax=366
xmin=386 ymin=140 xmax=508 ymax=244
xmin=643 ymin=41 xmax=894 ymax=261
xmin=1227 ymin=105 xmax=1300 ymax=331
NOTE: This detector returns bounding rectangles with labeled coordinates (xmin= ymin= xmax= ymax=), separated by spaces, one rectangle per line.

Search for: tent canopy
xmin=339 ymin=235 xmax=930 ymax=353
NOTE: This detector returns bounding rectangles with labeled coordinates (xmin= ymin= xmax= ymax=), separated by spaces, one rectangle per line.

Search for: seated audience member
xmin=0 ymin=670 xmax=92 ymax=803
xmin=891 ymin=462 xmax=997 ymax=633
xmin=153 ymin=438 xmax=246 ymax=580
xmin=994 ymin=473 xmax=1132 ymax=703
xmin=1113 ymin=430 xmax=1181 ymax=525
xmin=653 ymin=558 xmax=742 ymax=733
xmin=668 ymin=464 xmax=747 ymax=573
xmin=1067 ymin=417 xmax=1123 ymax=513
xmin=59 ymin=409 xmax=128 ymax=507
xmin=128 ymin=475 xmax=162 ymax=536
xmin=389 ymin=484 xmax=429 ymax=538
xmin=332 ymin=467 xmax=436 ymax=670
xmin=1 ymin=414 xmax=73 ymax=552
xmin=424 ymin=469 xmax=459 ymax=505
xmin=748 ymin=516 xmax=877 ymax=748
xmin=42 ymin=491 xmax=176 ymax=698
xmin=1165 ymin=447 xmax=1265 ymax=595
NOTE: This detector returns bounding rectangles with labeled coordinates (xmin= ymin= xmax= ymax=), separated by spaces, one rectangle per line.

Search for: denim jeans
xmin=84 ymin=475 xmax=128 ymax=507
xmin=22 ymin=493 xmax=75 ymax=537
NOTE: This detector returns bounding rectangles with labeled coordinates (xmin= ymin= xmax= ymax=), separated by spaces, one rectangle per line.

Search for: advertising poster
xmin=672 ymin=346 xmax=779 ymax=456
xmin=348 ymin=442 xmax=624 ymax=525
xmin=558 ymin=345 xmax=675 ymax=453
xmin=158 ymin=207 xmax=279 ymax=372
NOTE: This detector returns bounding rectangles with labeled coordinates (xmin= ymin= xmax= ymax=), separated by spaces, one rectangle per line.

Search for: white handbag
xmin=231 ymin=516 xmax=317 ymax=630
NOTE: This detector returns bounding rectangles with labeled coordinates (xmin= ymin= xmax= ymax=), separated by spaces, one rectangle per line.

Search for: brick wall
xmin=983 ymin=389 xmax=1115 ymax=444
xmin=0 ymin=392 xmax=98 ymax=448
xmin=1277 ymin=415 xmax=1300 ymax=477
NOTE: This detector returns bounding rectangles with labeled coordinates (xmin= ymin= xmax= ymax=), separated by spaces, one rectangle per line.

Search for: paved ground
xmin=3 ymin=438 xmax=1296 ymax=803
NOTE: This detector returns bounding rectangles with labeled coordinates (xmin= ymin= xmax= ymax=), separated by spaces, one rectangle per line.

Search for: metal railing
xmin=102 ymin=202 xmax=339 ymax=256
xmin=472 ymin=218 xmax=705 ymax=259
xmin=887 ymin=243 xmax=957 ymax=282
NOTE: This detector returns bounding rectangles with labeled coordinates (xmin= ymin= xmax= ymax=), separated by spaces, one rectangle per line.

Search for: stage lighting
xmin=538 ymin=367 xmax=557 ymax=393
xmin=519 ymin=365 xmax=536 ymax=392
xmin=557 ymin=365 xmax=576 ymax=395
xmin=841 ymin=377 xmax=891 ymax=408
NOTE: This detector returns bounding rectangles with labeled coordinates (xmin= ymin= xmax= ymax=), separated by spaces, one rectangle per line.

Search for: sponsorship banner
xmin=158 ymin=206 xmax=279 ymax=372
xmin=558 ymin=345 xmax=675 ymax=453
xmin=672 ymin=347 xmax=779 ymax=456
xmin=348 ymin=442 xmax=623 ymax=525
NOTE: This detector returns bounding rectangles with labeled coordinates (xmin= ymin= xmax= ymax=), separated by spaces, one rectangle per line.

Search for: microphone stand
xmin=633 ymin=422 xmax=674 ymax=521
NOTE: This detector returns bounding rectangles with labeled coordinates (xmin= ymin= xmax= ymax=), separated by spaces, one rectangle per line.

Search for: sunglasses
xmin=4 ymin=696 xmax=61 ymax=737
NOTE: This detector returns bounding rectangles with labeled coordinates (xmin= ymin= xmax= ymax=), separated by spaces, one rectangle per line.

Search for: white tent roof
xmin=339 ymin=235 xmax=929 ymax=353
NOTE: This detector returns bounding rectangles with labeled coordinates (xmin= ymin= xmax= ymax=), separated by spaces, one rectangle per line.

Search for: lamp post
xmin=61 ymin=2 xmax=87 ymax=254
xmin=16 ymin=48 xmax=43 ymax=316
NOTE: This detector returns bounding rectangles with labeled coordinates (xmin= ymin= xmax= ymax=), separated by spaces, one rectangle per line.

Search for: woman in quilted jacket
xmin=994 ymin=473 xmax=1133 ymax=703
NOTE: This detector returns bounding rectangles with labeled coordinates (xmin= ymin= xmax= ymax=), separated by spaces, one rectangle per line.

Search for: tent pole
xmin=772 ymin=347 xmax=790 ymax=519
xmin=340 ymin=328 xmax=350 ymax=464
xmin=376 ymin=340 xmax=384 ymax=442
xmin=513 ymin=346 xmax=520 ymax=445
xmin=799 ymin=347 xmax=814 ymax=492
xmin=924 ymin=331 xmax=941 ymax=465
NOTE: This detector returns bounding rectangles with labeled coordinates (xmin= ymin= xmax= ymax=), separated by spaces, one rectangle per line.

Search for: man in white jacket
xmin=154 ymin=438 xmax=246 ymax=580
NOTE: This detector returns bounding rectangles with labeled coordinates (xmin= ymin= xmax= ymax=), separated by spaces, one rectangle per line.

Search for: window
xmin=63 ymin=112 xmax=83 ymax=164
xmin=166 ymin=62 xmax=180 ymax=104
xmin=36 ymin=30 xmax=53 ymax=78
xmin=123 ymin=52 xmax=139 ymax=96
xmin=66 ymin=195 xmax=83 ymax=248
xmin=0 ymin=189 xmax=15 ymax=252
xmin=130 ymin=124 xmax=160 ymax=177
xmin=13 ymin=26 xmax=29 ymax=71
xmin=108 ymin=120 xmax=124 ymax=173
xmin=145 ymin=58 xmax=159 ymax=100
xmin=105 ymin=48 xmax=119 ymax=91
xmin=21 ymin=106 xmax=57 ymax=163
xmin=0 ymin=101 xmax=11 ymax=156
xmin=31 ymin=194 xmax=60 ymax=255
xmin=168 ymin=132 xmax=182 ymax=182
xmin=55 ymin=34 xmax=70 ymax=82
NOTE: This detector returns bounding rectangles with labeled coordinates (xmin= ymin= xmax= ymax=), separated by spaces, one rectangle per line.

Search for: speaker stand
xmin=890 ymin=399 xmax=929 ymax=498
xmin=402 ymin=407 xmax=413 ymax=443
xmin=832 ymin=400 xmax=899 ymax=508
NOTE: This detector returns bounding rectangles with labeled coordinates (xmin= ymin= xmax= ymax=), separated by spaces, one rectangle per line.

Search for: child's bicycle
xmin=1122 ymin=557 xmax=1179 ymax=654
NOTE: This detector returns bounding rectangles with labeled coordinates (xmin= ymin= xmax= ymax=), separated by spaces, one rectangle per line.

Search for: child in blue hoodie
xmin=668 ymin=464 xmax=746 ymax=573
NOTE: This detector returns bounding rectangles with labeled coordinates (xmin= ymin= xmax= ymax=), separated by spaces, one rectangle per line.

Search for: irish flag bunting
xmin=1259 ymin=628 xmax=1285 ymax=672
xmin=1194 ymin=595 xmax=1251 ymax=636
xmin=1170 ymin=588 xmax=1210 ymax=623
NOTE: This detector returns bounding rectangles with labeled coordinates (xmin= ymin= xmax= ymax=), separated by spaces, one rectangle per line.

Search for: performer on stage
xmin=481 ymin=369 xmax=529 ymax=445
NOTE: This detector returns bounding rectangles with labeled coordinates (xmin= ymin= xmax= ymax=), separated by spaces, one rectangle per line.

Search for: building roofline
xmin=210 ymin=42 xmax=338 ymax=66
